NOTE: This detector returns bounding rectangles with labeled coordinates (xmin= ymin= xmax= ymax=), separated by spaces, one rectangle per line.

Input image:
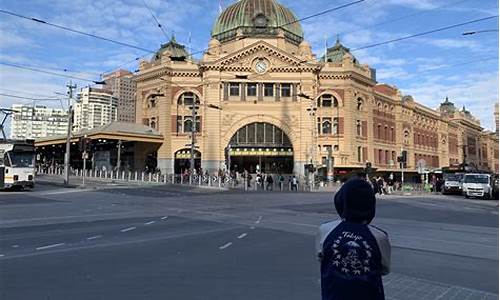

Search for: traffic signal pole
xmin=64 ymin=81 xmax=76 ymax=186
xmin=400 ymin=147 xmax=405 ymax=186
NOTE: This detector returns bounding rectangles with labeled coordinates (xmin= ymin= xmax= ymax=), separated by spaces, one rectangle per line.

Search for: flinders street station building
xmin=134 ymin=0 xmax=499 ymax=177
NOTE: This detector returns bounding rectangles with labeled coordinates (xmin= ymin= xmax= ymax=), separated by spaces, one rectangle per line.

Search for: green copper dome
xmin=212 ymin=0 xmax=304 ymax=44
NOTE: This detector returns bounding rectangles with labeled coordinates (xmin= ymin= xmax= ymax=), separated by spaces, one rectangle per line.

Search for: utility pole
xmin=189 ymin=100 xmax=199 ymax=176
xmin=64 ymin=81 xmax=76 ymax=186
xmin=116 ymin=140 xmax=122 ymax=172
xmin=400 ymin=147 xmax=405 ymax=186
xmin=82 ymin=135 xmax=88 ymax=188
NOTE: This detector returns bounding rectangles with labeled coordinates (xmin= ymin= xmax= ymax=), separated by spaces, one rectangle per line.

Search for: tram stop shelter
xmin=35 ymin=122 xmax=163 ymax=172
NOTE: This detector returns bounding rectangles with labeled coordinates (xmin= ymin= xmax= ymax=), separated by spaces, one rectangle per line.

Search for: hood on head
xmin=334 ymin=178 xmax=376 ymax=224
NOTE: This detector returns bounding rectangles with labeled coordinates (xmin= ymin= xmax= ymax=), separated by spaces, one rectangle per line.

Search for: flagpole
xmin=324 ymin=35 xmax=328 ymax=63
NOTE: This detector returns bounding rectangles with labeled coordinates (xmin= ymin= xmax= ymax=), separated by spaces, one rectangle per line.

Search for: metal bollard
xmin=135 ymin=171 xmax=138 ymax=181
xmin=141 ymin=172 xmax=144 ymax=181
xmin=199 ymin=175 xmax=202 ymax=186
xmin=149 ymin=173 xmax=152 ymax=182
xmin=156 ymin=174 xmax=159 ymax=183
xmin=218 ymin=177 xmax=221 ymax=188
xmin=189 ymin=175 xmax=192 ymax=185
xmin=181 ymin=175 xmax=184 ymax=185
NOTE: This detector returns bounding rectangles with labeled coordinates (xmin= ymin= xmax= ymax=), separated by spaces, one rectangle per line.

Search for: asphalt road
xmin=0 ymin=183 xmax=498 ymax=299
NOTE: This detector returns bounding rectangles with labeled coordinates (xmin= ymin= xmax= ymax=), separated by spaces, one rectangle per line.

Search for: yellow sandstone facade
xmin=135 ymin=0 xmax=498 ymax=177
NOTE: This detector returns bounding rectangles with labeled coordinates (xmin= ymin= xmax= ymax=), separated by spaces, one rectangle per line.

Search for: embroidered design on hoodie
xmin=331 ymin=231 xmax=372 ymax=275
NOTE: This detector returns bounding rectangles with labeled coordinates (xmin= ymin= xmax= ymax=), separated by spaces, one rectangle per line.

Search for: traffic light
xmin=79 ymin=137 xmax=90 ymax=152
xmin=401 ymin=150 xmax=407 ymax=163
xmin=365 ymin=162 xmax=373 ymax=174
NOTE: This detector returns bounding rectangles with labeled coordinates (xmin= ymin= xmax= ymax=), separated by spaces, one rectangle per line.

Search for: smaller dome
xmin=323 ymin=38 xmax=358 ymax=64
xmin=152 ymin=35 xmax=189 ymax=62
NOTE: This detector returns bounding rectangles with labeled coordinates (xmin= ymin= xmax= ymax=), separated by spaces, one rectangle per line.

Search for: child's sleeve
xmin=369 ymin=226 xmax=391 ymax=275
xmin=316 ymin=220 xmax=342 ymax=262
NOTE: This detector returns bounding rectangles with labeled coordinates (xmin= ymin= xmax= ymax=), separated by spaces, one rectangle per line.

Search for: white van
xmin=462 ymin=173 xmax=493 ymax=199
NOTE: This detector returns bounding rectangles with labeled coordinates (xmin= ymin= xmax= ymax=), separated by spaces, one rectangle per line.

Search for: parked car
xmin=442 ymin=173 xmax=463 ymax=195
xmin=462 ymin=173 xmax=494 ymax=200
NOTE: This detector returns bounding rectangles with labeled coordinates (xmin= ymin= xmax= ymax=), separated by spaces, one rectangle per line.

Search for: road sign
xmin=417 ymin=159 xmax=426 ymax=174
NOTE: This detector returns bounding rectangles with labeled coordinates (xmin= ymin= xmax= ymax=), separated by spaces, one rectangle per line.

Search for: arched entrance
xmin=228 ymin=122 xmax=294 ymax=174
xmin=174 ymin=149 xmax=201 ymax=174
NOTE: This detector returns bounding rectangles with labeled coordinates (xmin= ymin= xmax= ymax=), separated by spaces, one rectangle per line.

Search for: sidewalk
xmin=384 ymin=273 xmax=497 ymax=300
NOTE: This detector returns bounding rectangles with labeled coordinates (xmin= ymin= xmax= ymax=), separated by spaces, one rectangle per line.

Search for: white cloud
xmin=401 ymin=70 xmax=499 ymax=130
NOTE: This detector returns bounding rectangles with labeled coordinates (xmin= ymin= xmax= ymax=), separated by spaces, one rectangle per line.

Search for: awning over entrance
xmin=35 ymin=122 xmax=164 ymax=172
xmin=35 ymin=122 xmax=164 ymax=147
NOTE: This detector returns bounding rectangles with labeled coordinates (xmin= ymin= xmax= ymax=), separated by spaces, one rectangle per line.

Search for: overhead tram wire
xmin=280 ymin=0 xmax=366 ymax=27
xmin=337 ymin=0 xmax=473 ymax=39
xmin=273 ymin=14 xmax=500 ymax=68
xmin=0 ymin=9 xmax=156 ymax=54
xmin=141 ymin=0 xmax=169 ymax=40
xmin=0 ymin=88 xmax=65 ymax=99
xmin=0 ymin=93 xmax=62 ymax=101
xmin=0 ymin=62 xmax=105 ymax=84
xmin=352 ymin=15 xmax=499 ymax=51
xmin=409 ymin=56 xmax=499 ymax=77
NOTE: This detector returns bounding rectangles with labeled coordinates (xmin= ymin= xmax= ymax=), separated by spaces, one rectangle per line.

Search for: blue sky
xmin=0 ymin=0 xmax=498 ymax=135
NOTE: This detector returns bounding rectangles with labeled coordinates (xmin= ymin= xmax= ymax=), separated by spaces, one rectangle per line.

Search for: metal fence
xmin=36 ymin=167 xmax=327 ymax=192
xmin=36 ymin=167 xmax=441 ymax=195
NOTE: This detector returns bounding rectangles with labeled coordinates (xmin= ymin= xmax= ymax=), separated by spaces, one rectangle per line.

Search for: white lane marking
xmin=120 ymin=227 xmax=136 ymax=233
xmin=219 ymin=242 xmax=232 ymax=250
xmin=161 ymin=216 xmax=168 ymax=220
xmin=36 ymin=243 xmax=65 ymax=251
xmin=11 ymin=245 xmax=19 ymax=248
xmin=144 ymin=221 xmax=156 ymax=225
xmin=237 ymin=233 xmax=247 ymax=239
xmin=250 ymin=226 xmax=256 ymax=230
xmin=86 ymin=235 xmax=103 ymax=240
xmin=0 ymin=254 xmax=4 ymax=257
xmin=255 ymin=216 xmax=262 ymax=224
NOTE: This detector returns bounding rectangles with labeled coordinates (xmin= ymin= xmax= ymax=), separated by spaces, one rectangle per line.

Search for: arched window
xmin=357 ymin=146 xmax=362 ymax=162
xmin=377 ymin=124 xmax=382 ymax=139
xmin=357 ymin=98 xmax=363 ymax=111
xmin=384 ymin=125 xmax=388 ymax=140
xmin=317 ymin=94 xmax=338 ymax=108
xmin=149 ymin=97 xmax=157 ymax=108
xmin=178 ymin=92 xmax=200 ymax=106
xmin=356 ymin=120 xmax=362 ymax=136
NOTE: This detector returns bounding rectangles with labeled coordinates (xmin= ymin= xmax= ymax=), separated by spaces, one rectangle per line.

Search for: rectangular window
xmin=322 ymin=117 xmax=332 ymax=135
xmin=229 ymin=83 xmax=240 ymax=96
xmin=264 ymin=83 xmax=274 ymax=97
xmin=183 ymin=117 xmax=193 ymax=133
xmin=281 ymin=83 xmax=291 ymax=97
xmin=247 ymin=83 xmax=257 ymax=97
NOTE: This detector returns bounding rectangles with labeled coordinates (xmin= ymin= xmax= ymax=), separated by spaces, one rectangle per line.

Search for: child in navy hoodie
xmin=316 ymin=178 xmax=391 ymax=300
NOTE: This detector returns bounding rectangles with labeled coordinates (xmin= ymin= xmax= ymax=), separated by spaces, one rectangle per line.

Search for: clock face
xmin=255 ymin=60 xmax=268 ymax=74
